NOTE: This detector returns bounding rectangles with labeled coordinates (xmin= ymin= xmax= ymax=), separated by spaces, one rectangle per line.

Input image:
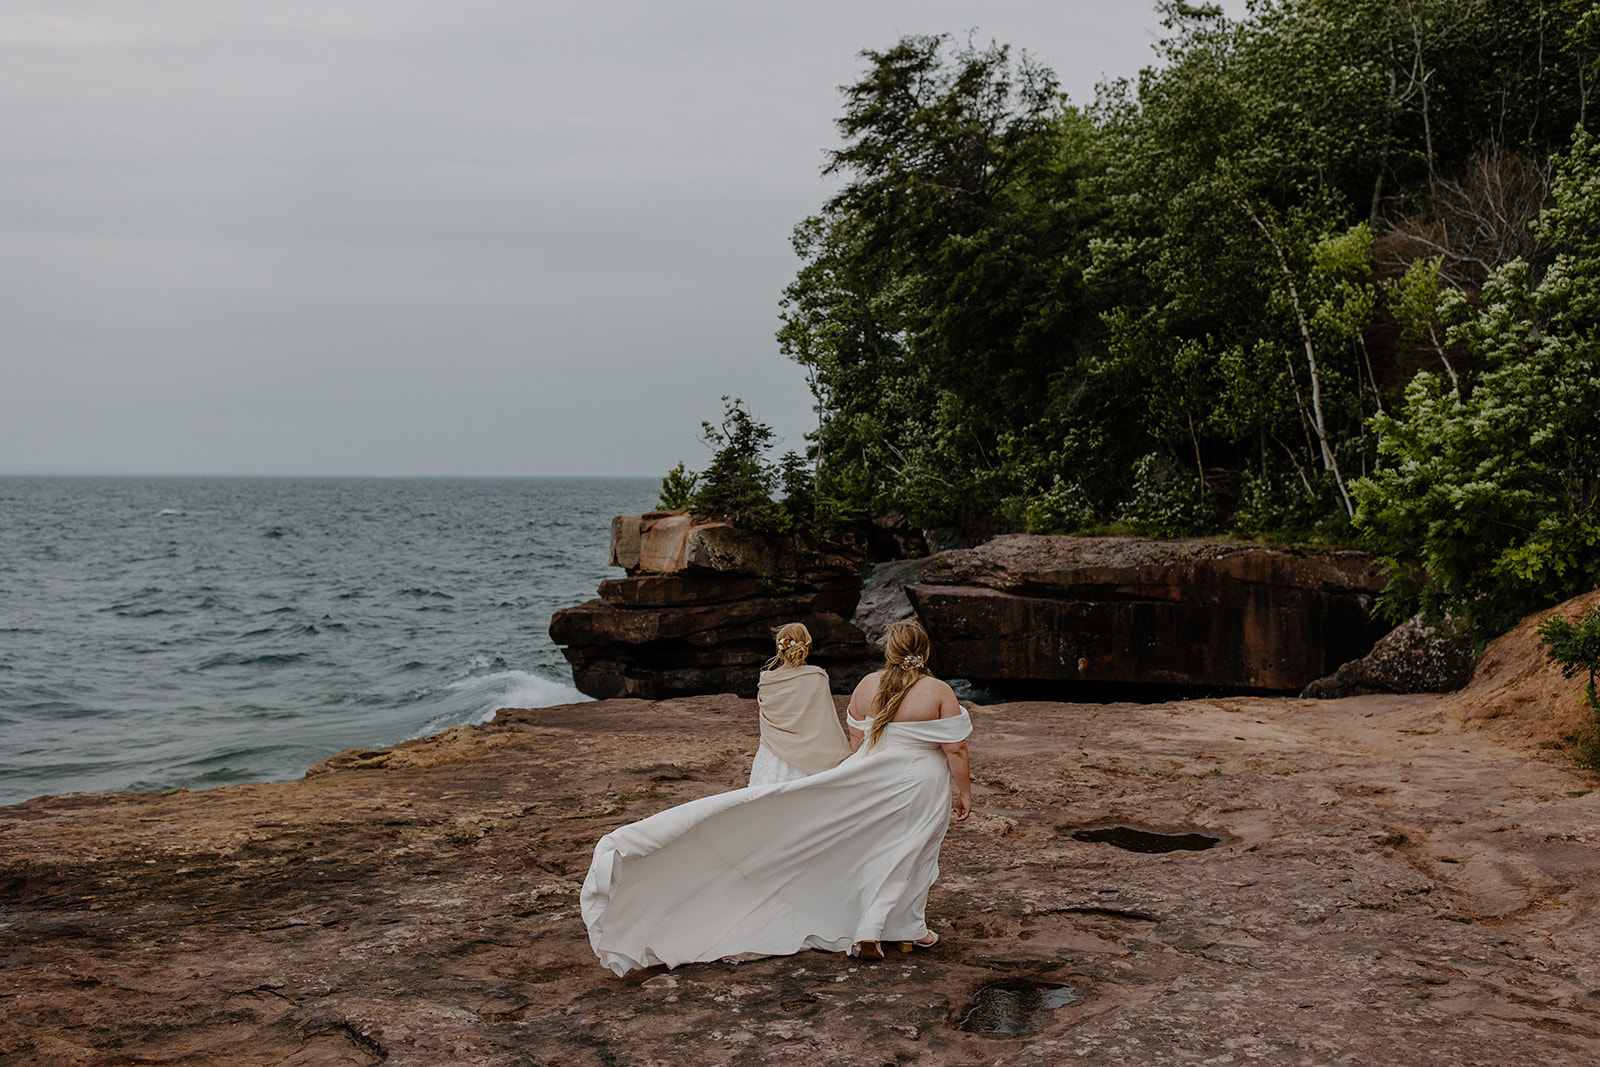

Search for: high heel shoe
xmin=854 ymin=940 xmax=884 ymax=960
xmin=899 ymin=931 xmax=939 ymax=953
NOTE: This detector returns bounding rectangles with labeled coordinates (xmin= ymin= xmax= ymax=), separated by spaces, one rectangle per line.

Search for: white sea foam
xmin=454 ymin=669 xmax=590 ymax=718
xmin=408 ymin=669 xmax=590 ymax=740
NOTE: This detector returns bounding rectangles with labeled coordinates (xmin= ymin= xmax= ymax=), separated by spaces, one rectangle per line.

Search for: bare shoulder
xmin=847 ymin=670 xmax=883 ymax=715
xmin=851 ymin=670 xmax=883 ymax=698
xmin=893 ymin=675 xmax=956 ymax=722
xmin=926 ymin=677 xmax=965 ymax=718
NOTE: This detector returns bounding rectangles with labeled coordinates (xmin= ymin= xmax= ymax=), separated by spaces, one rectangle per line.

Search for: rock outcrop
xmin=553 ymin=523 xmax=1404 ymax=698
xmin=850 ymin=557 xmax=936 ymax=646
xmin=6 ymin=609 xmax=1600 ymax=1065
xmin=550 ymin=512 xmax=879 ymax=699
xmin=908 ymin=535 xmax=1391 ymax=693
xmin=1302 ymin=611 xmax=1478 ymax=697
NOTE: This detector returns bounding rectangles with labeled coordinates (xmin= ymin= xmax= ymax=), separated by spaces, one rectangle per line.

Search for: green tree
xmin=1385 ymin=255 xmax=1460 ymax=392
xmin=690 ymin=397 xmax=779 ymax=529
xmin=1086 ymin=2 xmax=1383 ymax=529
xmin=758 ymin=2 xmax=1597 ymax=541
xmin=1083 ymin=0 xmax=1592 ymax=536
xmin=1353 ymin=130 xmax=1600 ymax=634
xmin=779 ymin=35 xmax=1106 ymax=524
xmin=657 ymin=462 xmax=698 ymax=511
xmin=657 ymin=398 xmax=789 ymax=531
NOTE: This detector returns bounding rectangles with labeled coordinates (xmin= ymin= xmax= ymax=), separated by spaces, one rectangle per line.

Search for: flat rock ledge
xmin=5 ymin=594 xmax=1600 ymax=1066
xmin=555 ymin=524 xmax=1401 ymax=701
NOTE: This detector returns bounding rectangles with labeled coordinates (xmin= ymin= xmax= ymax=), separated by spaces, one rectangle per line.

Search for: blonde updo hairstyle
xmin=868 ymin=619 xmax=931 ymax=748
xmin=763 ymin=622 xmax=813 ymax=671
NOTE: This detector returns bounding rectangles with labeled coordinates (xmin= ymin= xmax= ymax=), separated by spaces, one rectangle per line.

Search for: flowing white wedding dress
xmin=581 ymin=708 xmax=973 ymax=976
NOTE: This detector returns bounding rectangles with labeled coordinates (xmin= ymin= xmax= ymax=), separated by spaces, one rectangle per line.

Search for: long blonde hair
xmin=868 ymin=619 xmax=931 ymax=748
xmin=763 ymin=622 xmax=812 ymax=671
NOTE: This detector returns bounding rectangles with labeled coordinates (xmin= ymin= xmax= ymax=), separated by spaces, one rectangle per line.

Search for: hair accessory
xmin=902 ymin=654 xmax=925 ymax=670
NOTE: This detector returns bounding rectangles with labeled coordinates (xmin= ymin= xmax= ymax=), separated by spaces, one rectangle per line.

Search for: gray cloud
xmin=1 ymin=0 xmax=1247 ymax=476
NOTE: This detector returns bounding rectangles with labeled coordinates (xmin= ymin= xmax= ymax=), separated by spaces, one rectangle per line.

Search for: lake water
xmin=0 ymin=475 xmax=658 ymax=807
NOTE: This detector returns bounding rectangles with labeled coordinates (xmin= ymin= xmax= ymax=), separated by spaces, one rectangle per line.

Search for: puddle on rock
xmin=958 ymin=979 xmax=1081 ymax=1036
xmin=1070 ymin=825 xmax=1219 ymax=853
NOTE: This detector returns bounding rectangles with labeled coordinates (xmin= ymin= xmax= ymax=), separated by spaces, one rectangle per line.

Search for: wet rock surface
xmin=6 ymin=603 xmax=1600 ymax=1065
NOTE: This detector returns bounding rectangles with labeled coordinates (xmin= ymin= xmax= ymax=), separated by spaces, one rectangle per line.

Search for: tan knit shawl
xmin=755 ymin=664 xmax=850 ymax=775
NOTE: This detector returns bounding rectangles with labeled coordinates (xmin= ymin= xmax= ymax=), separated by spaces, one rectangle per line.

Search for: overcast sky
xmin=1 ymin=1 xmax=1248 ymax=478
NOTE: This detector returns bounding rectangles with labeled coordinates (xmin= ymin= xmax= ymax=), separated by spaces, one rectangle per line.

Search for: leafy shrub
xmin=657 ymin=462 xmax=699 ymax=511
xmin=1353 ymin=130 xmax=1600 ymax=634
xmin=660 ymin=399 xmax=847 ymax=535
xmin=1024 ymin=478 xmax=1097 ymax=534
xmin=1122 ymin=454 xmax=1217 ymax=538
xmin=1233 ymin=468 xmax=1351 ymax=540
xmin=687 ymin=397 xmax=779 ymax=528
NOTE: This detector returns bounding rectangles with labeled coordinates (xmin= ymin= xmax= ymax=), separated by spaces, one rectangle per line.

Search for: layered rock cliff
xmin=552 ymin=520 xmax=1402 ymax=699
xmin=549 ymin=512 xmax=880 ymax=698
xmin=907 ymin=535 xmax=1392 ymax=693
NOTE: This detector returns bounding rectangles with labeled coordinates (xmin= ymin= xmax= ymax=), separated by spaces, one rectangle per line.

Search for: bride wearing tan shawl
xmin=748 ymin=623 xmax=851 ymax=786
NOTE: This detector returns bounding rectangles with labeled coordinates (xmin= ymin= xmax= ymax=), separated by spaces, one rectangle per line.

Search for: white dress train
xmin=581 ymin=709 xmax=973 ymax=976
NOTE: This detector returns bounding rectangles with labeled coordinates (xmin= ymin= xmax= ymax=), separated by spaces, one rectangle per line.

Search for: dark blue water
xmin=0 ymin=475 xmax=658 ymax=807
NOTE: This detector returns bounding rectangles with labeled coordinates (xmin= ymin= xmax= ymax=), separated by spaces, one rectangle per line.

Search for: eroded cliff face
xmin=550 ymin=512 xmax=880 ymax=699
xmin=5 ymin=598 xmax=1600 ymax=1065
xmin=908 ymin=535 xmax=1392 ymax=693
xmin=551 ymin=522 xmax=1402 ymax=700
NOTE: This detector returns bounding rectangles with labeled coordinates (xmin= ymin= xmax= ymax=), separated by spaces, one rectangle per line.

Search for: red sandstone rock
xmin=553 ymin=516 xmax=879 ymax=699
xmin=909 ymin=535 xmax=1391 ymax=692
xmin=598 ymin=574 xmax=764 ymax=607
xmin=557 ymin=525 xmax=1402 ymax=700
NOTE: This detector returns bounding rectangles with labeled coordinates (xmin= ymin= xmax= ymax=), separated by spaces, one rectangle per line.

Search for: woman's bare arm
xmin=845 ymin=674 xmax=876 ymax=753
xmin=942 ymin=739 xmax=971 ymax=821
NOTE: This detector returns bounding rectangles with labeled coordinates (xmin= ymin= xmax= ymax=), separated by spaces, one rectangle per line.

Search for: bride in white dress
xmin=581 ymin=619 xmax=972 ymax=975
xmin=747 ymin=622 xmax=851 ymax=787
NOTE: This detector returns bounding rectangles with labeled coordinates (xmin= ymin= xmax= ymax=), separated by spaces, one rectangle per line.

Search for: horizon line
xmin=0 ymin=471 xmax=660 ymax=481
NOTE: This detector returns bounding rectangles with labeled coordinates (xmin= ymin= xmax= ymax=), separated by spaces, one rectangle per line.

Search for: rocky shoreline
xmin=3 ymin=592 xmax=1600 ymax=1065
xmin=552 ymin=518 xmax=1401 ymax=701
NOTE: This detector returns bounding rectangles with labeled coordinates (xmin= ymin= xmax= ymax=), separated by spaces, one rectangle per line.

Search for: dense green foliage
xmin=664 ymin=0 xmax=1598 ymax=633
xmin=776 ymin=33 xmax=1105 ymax=524
xmin=1353 ymin=131 xmax=1600 ymax=632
